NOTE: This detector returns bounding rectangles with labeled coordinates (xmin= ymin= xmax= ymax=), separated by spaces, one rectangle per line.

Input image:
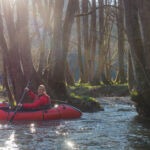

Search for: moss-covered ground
xmin=67 ymin=83 xmax=129 ymax=112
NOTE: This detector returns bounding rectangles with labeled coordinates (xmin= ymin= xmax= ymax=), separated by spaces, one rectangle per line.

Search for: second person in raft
xmin=18 ymin=85 xmax=51 ymax=109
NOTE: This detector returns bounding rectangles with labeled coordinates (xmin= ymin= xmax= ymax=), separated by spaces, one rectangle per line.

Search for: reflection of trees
xmin=128 ymin=116 xmax=150 ymax=150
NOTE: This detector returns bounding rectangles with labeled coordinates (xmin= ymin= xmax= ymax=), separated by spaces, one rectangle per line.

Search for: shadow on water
xmin=128 ymin=116 xmax=150 ymax=150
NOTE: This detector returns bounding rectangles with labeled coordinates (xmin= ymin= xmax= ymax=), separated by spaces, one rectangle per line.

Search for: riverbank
xmin=67 ymin=83 xmax=130 ymax=112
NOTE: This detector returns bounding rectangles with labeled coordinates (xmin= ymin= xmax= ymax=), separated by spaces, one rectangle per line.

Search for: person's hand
xmin=18 ymin=103 xmax=22 ymax=108
xmin=24 ymin=87 xmax=29 ymax=92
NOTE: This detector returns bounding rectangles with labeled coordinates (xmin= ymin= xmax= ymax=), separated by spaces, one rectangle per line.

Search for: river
xmin=0 ymin=97 xmax=150 ymax=150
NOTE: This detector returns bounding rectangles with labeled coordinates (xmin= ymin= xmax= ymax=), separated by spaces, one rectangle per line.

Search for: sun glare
xmin=66 ymin=141 xmax=74 ymax=148
xmin=30 ymin=123 xmax=36 ymax=133
xmin=8 ymin=0 xmax=16 ymax=4
xmin=5 ymin=131 xmax=18 ymax=149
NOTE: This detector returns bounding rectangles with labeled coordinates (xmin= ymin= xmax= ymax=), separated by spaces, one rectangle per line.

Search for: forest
xmin=0 ymin=0 xmax=150 ymax=117
xmin=1 ymin=0 xmax=150 ymax=149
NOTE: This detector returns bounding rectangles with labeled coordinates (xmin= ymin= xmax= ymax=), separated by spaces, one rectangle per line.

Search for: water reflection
xmin=5 ymin=131 xmax=18 ymax=149
xmin=127 ymin=116 xmax=150 ymax=150
xmin=30 ymin=123 xmax=36 ymax=133
xmin=66 ymin=140 xmax=74 ymax=148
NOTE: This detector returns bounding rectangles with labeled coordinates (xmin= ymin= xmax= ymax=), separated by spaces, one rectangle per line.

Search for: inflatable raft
xmin=0 ymin=104 xmax=82 ymax=121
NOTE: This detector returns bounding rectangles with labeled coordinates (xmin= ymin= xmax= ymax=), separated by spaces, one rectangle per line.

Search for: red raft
xmin=0 ymin=104 xmax=82 ymax=121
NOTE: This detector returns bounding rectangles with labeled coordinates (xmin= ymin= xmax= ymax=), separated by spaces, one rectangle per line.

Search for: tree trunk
xmin=127 ymin=50 xmax=134 ymax=91
xmin=124 ymin=0 xmax=148 ymax=93
xmin=35 ymin=0 xmax=51 ymax=76
xmin=117 ymin=0 xmax=126 ymax=83
xmin=0 ymin=4 xmax=14 ymax=106
xmin=16 ymin=0 xmax=41 ymax=93
xmin=16 ymin=0 xmax=34 ymax=80
xmin=82 ymin=0 xmax=89 ymax=82
xmin=48 ymin=0 xmax=65 ymax=98
xmin=93 ymin=0 xmax=105 ymax=84
xmin=124 ymin=0 xmax=150 ymax=117
xmin=89 ymin=0 xmax=97 ymax=82
xmin=138 ymin=1 xmax=150 ymax=77
xmin=65 ymin=61 xmax=75 ymax=86
xmin=2 ymin=0 xmax=25 ymax=102
xmin=106 ymin=45 xmax=111 ymax=82
xmin=3 ymin=58 xmax=14 ymax=106
xmin=76 ymin=0 xmax=84 ymax=82
xmin=48 ymin=0 xmax=77 ymax=99
xmin=0 ymin=0 xmax=41 ymax=104
xmin=31 ymin=0 xmax=43 ymax=76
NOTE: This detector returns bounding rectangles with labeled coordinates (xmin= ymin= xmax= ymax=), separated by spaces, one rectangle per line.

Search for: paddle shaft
xmin=52 ymin=99 xmax=68 ymax=104
xmin=9 ymin=80 xmax=31 ymax=122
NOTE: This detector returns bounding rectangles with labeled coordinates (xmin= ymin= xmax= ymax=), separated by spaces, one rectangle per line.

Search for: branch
xmin=75 ymin=5 xmax=118 ymax=17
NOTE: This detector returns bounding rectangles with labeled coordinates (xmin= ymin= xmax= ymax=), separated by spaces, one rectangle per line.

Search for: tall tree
xmin=116 ymin=0 xmax=126 ymax=83
xmin=76 ymin=0 xmax=84 ymax=82
xmin=89 ymin=0 xmax=97 ymax=81
xmin=93 ymin=0 xmax=105 ymax=84
xmin=2 ymin=0 xmax=25 ymax=102
xmin=138 ymin=1 xmax=150 ymax=76
xmin=0 ymin=3 xmax=14 ymax=106
xmin=16 ymin=0 xmax=34 ymax=80
xmin=48 ymin=0 xmax=77 ymax=98
xmin=34 ymin=0 xmax=52 ymax=76
xmin=0 ymin=0 xmax=40 ymax=104
xmin=82 ymin=0 xmax=89 ymax=82
xmin=127 ymin=50 xmax=134 ymax=91
xmin=124 ymin=0 xmax=150 ymax=117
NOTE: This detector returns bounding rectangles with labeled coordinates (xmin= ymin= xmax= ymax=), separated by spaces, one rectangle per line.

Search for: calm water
xmin=0 ymin=98 xmax=150 ymax=150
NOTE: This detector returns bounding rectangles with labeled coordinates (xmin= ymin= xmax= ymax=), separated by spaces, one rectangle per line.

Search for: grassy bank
xmin=69 ymin=83 xmax=129 ymax=97
xmin=0 ymin=86 xmax=8 ymax=103
xmin=67 ymin=83 xmax=129 ymax=112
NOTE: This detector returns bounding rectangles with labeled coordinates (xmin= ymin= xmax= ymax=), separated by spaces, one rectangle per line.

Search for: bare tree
xmin=116 ymin=0 xmax=126 ymax=83
xmin=48 ymin=0 xmax=77 ymax=98
xmin=124 ymin=0 xmax=150 ymax=117
xmin=82 ymin=0 xmax=89 ymax=82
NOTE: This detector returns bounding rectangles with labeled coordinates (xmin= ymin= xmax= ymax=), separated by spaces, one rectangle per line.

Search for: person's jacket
xmin=23 ymin=91 xmax=51 ymax=109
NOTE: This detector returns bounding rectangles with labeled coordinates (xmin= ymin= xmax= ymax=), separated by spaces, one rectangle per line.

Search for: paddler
xmin=18 ymin=85 xmax=51 ymax=109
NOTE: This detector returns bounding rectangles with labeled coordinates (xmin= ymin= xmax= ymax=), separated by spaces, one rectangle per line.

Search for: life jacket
xmin=23 ymin=92 xmax=51 ymax=110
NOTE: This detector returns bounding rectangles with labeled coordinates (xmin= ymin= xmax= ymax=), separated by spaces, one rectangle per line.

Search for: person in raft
xmin=18 ymin=85 xmax=51 ymax=110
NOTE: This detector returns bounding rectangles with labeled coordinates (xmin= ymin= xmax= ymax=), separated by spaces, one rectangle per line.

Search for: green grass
xmin=69 ymin=82 xmax=129 ymax=98
xmin=69 ymin=83 xmax=101 ymax=95
xmin=0 ymin=86 xmax=9 ymax=103
xmin=69 ymin=91 xmax=103 ymax=112
xmin=0 ymin=98 xmax=5 ymax=102
xmin=70 ymin=92 xmax=99 ymax=103
xmin=130 ymin=90 xmax=138 ymax=96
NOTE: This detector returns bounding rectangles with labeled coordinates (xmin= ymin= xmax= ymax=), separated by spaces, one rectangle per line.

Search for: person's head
xmin=38 ymin=85 xmax=46 ymax=95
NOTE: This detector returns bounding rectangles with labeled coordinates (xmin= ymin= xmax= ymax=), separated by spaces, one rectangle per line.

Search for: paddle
xmin=9 ymin=79 xmax=31 ymax=122
xmin=52 ymin=99 xmax=68 ymax=104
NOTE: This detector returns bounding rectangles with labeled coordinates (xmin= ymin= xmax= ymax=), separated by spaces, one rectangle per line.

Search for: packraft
xmin=0 ymin=103 xmax=82 ymax=121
